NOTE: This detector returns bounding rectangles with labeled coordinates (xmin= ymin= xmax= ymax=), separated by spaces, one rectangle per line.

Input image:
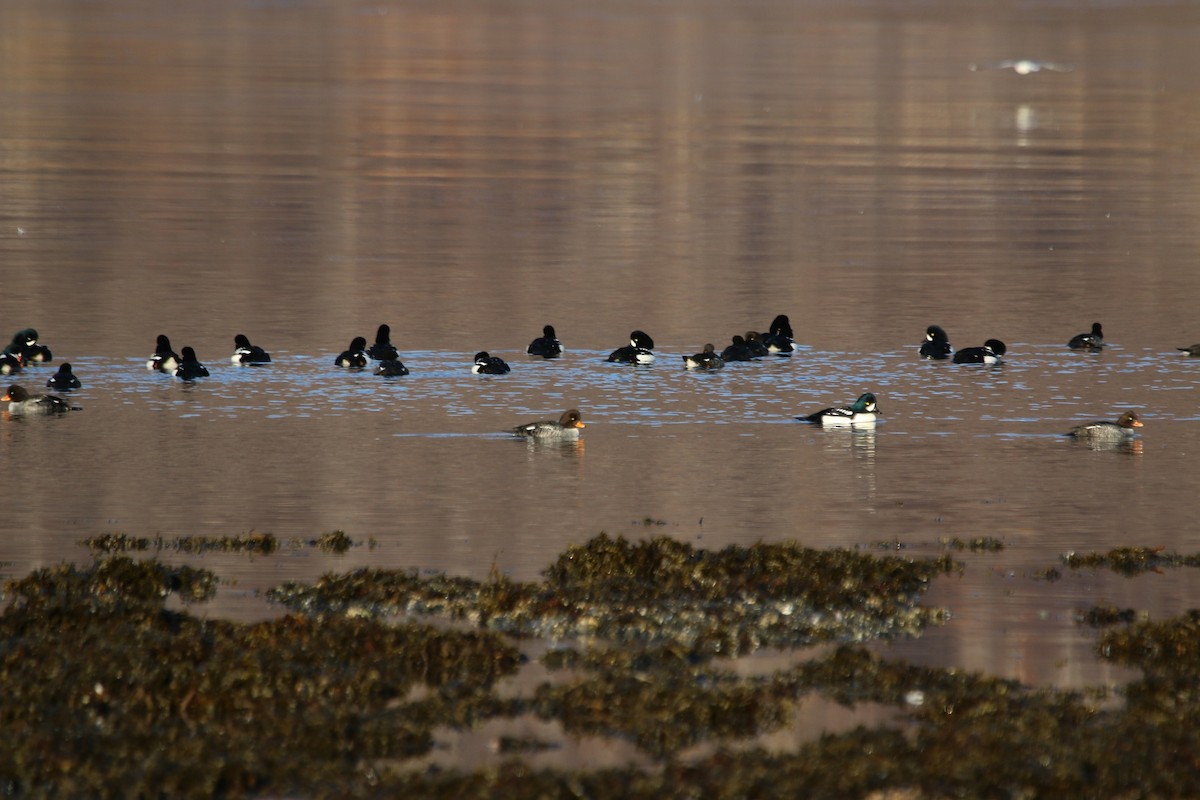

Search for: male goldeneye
xmin=919 ymin=325 xmax=953 ymax=359
xmin=375 ymin=359 xmax=410 ymax=376
xmin=46 ymin=363 xmax=81 ymax=391
xmin=683 ymin=343 xmax=725 ymax=371
xmin=798 ymin=393 xmax=880 ymax=426
xmin=147 ymin=334 xmax=181 ymax=373
xmin=953 ymin=339 xmax=1006 ymax=364
xmin=511 ymin=409 xmax=585 ymax=439
xmin=1065 ymin=411 xmax=1142 ymax=442
xmin=607 ymin=330 xmax=655 ymax=364
xmin=0 ymin=351 xmax=20 ymax=375
xmin=367 ymin=324 xmax=399 ymax=361
xmin=1178 ymin=344 xmax=1200 ymax=357
xmin=3 ymin=384 xmax=76 ymax=414
xmin=6 ymin=329 xmax=52 ymax=363
xmin=761 ymin=314 xmax=796 ymax=354
xmin=1068 ymin=322 xmax=1104 ymax=350
xmin=526 ymin=325 xmax=563 ymax=359
xmin=174 ymin=347 xmax=210 ymax=380
xmin=231 ymin=334 xmax=271 ymax=365
xmin=721 ymin=335 xmax=757 ymax=362
xmin=334 ymin=337 xmax=369 ymax=368
xmin=473 ymin=351 xmax=511 ymax=374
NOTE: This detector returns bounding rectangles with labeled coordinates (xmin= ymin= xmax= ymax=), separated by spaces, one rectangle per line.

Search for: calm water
xmin=4 ymin=0 xmax=1200 ymax=763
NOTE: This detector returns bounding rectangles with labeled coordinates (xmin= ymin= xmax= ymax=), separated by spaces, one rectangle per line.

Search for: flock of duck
xmin=0 ymin=317 xmax=1184 ymax=443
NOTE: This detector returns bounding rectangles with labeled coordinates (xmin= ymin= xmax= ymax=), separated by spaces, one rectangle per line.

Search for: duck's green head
xmin=854 ymin=393 xmax=878 ymax=413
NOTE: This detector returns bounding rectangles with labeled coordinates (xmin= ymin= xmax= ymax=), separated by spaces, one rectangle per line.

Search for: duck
xmin=147 ymin=334 xmax=181 ymax=373
xmin=472 ymin=351 xmax=511 ymax=374
xmin=1178 ymin=344 xmax=1200 ymax=357
xmin=366 ymin=324 xmax=399 ymax=361
xmin=721 ymin=335 xmax=757 ymax=362
xmin=919 ymin=325 xmax=953 ymax=360
xmin=1068 ymin=322 xmax=1104 ymax=350
xmin=231 ymin=334 xmax=271 ymax=365
xmin=526 ymin=324 xmax=563 ymax=358
xmin=0 ymin=351 xmax=21 ymax=375
xmin=607 ymin=330 xmax=655 ymax=364
xmin=174 ymin=347 xmax=210 ymax=380
xmin=1065 ymin=411 xmax=1142 ymax=442
xmin=798 ymin=393 xmax=880 ymax=426
xmin=743 ymin=332 xmax=771 ymax=358
xmin=683 ymin=344 xmax=725 ymax=371
xmin=3 ymin=384 xmax=76 ymax=414
xmin=374 ymin=359 xmax=410 ymax=377
xmin=953 ymin=339 xmax=1006 ymax=364
xmin=6 ymin=329 xmax=52 ymax=364
xmin=511 ymin=409 xmax=585 ymax=439
xmin=761 ymin=314 xmax=795 ymax=354
xmin=46 ymin=363 xmax=81 ymax=390
xmin=334 ymin=337 xmax=369 ymax=368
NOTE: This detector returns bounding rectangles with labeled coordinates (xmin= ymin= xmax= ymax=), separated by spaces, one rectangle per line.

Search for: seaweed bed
xmin=3 ymin=534 xmax=1200 ymax=797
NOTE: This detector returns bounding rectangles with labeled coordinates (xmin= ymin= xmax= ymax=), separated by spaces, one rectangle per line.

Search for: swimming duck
xmin=526 ymin=325 xmax=563 ymax=359
xmin=174 ymin=347 xmax=209 ymax=380
xmin=1178 ymin=344 xmax=1200 ymax=356
xmin=375 ymin=359 xmax=410 ymax=376
xmin=919 ymin=325 xmax=953 ymax=360
xmin=1065 ymin=411 xmax=1142 ymax=442
xmin=683 ymin=344 xmax=725 ymax=370
xmin=46 ymin=363 xmax=81 ymax=390
xmin=1068 ymin=322 xmax=1104 ymax=350
xmin=953 ymin=339 xmax=1006 ymax=364
xmin=6 ymin=329 xmax=52 ymax=364
xmin=511 ymin=409 xmax=585 ymax=439
xmin=334 ymin=337 xmax=369 ymax=368
xmin=367 ymin=324 xmax=399 ymax=361
xmin=0 ymin=351 xmax=21 ymax=375
xmin=231 ymin=334 xmax=271 ymax=365
xmin=761 ymin=314 xmax=795 ymax=354
xmin=472 ymin=351 xmax=511 ymax=374
xmin=147 ymin=335 xmax=181 ymax=373
xmin=743 ymin=332 xmax=771 ymax=358
xmin=607 ymin=330 xmax=655 ymax=364
xmin=798 ymin=393 xmax=880 ymax=426
xmin=721 ymin=335 xmax=757 ymax=362
xmin=3 ymin=384 xmax=76 ymax=414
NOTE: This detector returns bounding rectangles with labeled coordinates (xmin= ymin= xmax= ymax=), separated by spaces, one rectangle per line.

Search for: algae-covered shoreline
xmin=3 ymin=534 xmax=1199 ymax=797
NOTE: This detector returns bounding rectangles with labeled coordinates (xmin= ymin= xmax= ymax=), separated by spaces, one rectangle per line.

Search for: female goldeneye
xmin=761 ymin=314 xmax=796 ymax=354
xmin=1178 ymin=344 xmax=1200 ymax=356
xmin=1068 ymin=322 xmax=1104 ymax=350
xmin=367 ymin=324 xmax=399 ymax=361
xmin=526 ymin=325 xmax=563 ymax=359
xmin=511 ymin=409 xmax=585 ymax=439
xmin=473 ymin=351 xmax=511 ymax=374
xmin=3 ymin=384 xmax=76 ymax=414
xmin=6 ymin=329 xmax=52 ymax=363
xmin=721 ymin=335 xmax=757 ymax=362
xmin=919 ymin=325 xmax=953 ymax=359
xmin=953 ymin=339 xmax=1006 ymax=364
xmin=683 ymin=343 xmax=725 ymax=370
xmin=375 ymin=359 xmax=410 ymax=376
xmin=1065 ymin=411 xmax=1142 ymax=442
xmin=46 ymin=363 xmax=81 ymax=390
xmin=174 ymin=347 xmax=210 ymax=380
xmin=334 ymin=337 xmax=369 ymax=368
xmin=147 ymin=334 xmax=181 ymax=373
xmin=607 ymin=330 xmax=655 ymax=364
xmin=743 ymin=332 xmax=771 ymax=358
xmin=798 ymin=393 xmax=880 ymax=426
xmin=231 ymin=334 xmax=271 ymax=365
